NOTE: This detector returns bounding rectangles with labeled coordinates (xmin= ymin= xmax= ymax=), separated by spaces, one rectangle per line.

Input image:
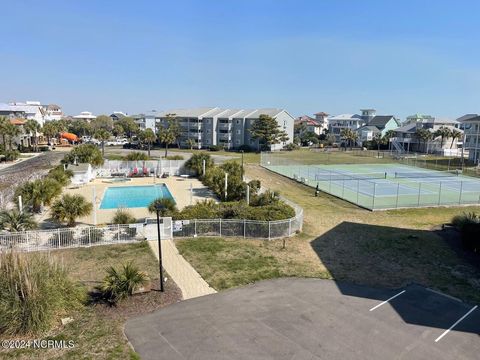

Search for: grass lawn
xmin=177 ymin=163 xmax=480 ymax=303
xmin=1 ymin=242 xmax=182 ymax=360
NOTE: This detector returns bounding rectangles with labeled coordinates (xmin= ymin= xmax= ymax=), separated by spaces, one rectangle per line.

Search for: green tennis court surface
xmin=264 ymin=162 xmax=480 ymax=210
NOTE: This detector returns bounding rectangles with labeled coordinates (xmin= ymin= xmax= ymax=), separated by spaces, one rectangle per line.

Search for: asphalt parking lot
xmin=125 ymin=278 xmax=480 ymax=360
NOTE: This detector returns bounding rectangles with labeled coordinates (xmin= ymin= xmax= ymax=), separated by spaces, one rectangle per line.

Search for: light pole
xmin=155 ymin=204 xmax=166 ymax=292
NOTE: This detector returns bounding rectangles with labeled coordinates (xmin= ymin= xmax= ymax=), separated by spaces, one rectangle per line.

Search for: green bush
xmin=111 ymin=208 xmax=136 ymax=224
xmin=0 ymin=251 xmax=85 ymax=335
xmin=124 ymin=151 xmax=149 ymax=161
xmin=63 ymin=144 xmax=104 ymax=166
xmin=98 ymin=262 xmax=148 ymax=305
xmin=209 ymin=145 xmax=223 ymax=151
xmin=185 ymin=153 xmax=214 ymax=176
xmin=4 ymin=150 xmax=20 ymax=161
xmin=165 ymin=155 xmax=184 ymax=160
xmin=452 ymin=212 xmax=480 ymax=253
xmin=148 ymin=198 xmax=177 ymax=216
xmin=283 ymin=143 xmax=300 ymax=151
xmin=48 ymin=166 xmax=74 ymax=186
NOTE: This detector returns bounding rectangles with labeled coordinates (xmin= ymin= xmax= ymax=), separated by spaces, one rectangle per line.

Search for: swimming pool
xmin=100 ymin=184 xmax=175 ymax=209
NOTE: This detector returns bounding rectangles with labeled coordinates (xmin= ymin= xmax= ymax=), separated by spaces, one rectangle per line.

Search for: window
xmin=236 ymin=119 xmax=241 ymax=125
xmin=236 ymin=130 xmax=241 ymax=135
xmin=206 ymin=129 xmax=211 ymax=134
xmin=205 ymin=140 xmax=210 ymax=144
xmin=205 ymin=119 xmax=211 ymax=124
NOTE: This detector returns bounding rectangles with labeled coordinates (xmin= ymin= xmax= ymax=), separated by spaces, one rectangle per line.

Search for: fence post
xmin=118 ymin=224 xmax=121 ymax=241
xmin=219 ymin=218 xmax=222 ymax=237
xmin=458 ymin=181 xmax=463 ymax=204
xmin=417 ymin=183 xmax=422 ymax=206
xmin=268 ymin=221 xmax=271 ymax=240
xmin=57 ymin=228 xmax=61 ymax=249
xmin=438 ymin=182 xmax=442 ymax=205
xmin=194 ymin=219 xmax=197 ymax=237
xmin=88 ymin=227 xmax=91 ymax=247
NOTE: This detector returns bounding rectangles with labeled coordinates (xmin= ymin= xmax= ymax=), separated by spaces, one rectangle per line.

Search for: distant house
xmin=73 ymin=111 xmax=96 ymax=122
xmin=110 ymin=111 xmax=127 ymax=121
xmin=459 ymin=114 xmax=480 ymax=164
xmin=392 ymin=117 xmax=462 ymax=154
xmin=0 ymin=101 xmax=46 ymax=127
xmin=357 ymin=115 xmax=400 ymax=145
xmin=328 ymin=113 xmax=366 ymax=143
xmin=43 ymin=104 xmax=63 ymax=121
xmin=295 ymin=115 xmax=324 ymax=136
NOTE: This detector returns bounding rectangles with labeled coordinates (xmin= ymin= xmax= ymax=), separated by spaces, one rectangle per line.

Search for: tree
xmin=42 ymin=121 xmax=59 ymax=145
xmin=14 ymin=178 xmax=62 ymax=213
xmin=186 ymin=138 xmax=196 ymax=150
xmin=185 ymin=153 xmax=214 ymax=177
xmin=5 ymin=122 xmax=20 ymax=150
xmin=294 ymin=122 xmax=307 ymax=136
xmin=68 ymin=119 xmax=92 ymax=137
xmin=148 ymin=198 xmax=177 ymax=216
xmin=139 ymin=128 xmax=156 ymax=157
xmin=434 ymin=126 xmax=452 ymax=149
xmin=299 ymin=131 xmax=318 ymax=146
xmin=113 ymin=123 xmax=125 ymax=137
xmin=415 ymin=128 xmax=433 ymax=153
xmin=94 ymin=129 xmax=110 ymax=156
xmin=450 ymin=129 xmax=462 ymax=149
xmin=249 ymin=114 xmax=288 ymax=150
xmin=0 ymin=116 xmax=9 ymax=149
xmin=51 ymin=194 xmax=93 ymax=227
xmin=117 ymin=117 xmax=139 ymax=141
xmin=24 ymin=119 xmax=41 ymax=151
xmin=340 ymin=128 xmax=358 ymax=149
xmin=372 ymin=132 xmax=386 ymax=152
xmin=63 ymin=144 xmax=104 ymax=166
xmin=157 ymin=114 xmax=180 ymax=157
xmin=0 ymin=209 xmax=37 ymax=232
xmin=91 ymin=115 xmax=113 ymax=132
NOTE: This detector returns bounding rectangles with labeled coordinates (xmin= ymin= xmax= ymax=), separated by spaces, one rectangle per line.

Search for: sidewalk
xmin=148 ymin=239 xmax=216 ymax=300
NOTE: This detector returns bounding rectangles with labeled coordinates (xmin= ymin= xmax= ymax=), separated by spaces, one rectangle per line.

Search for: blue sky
xmin=1 ymin=0 xmax=479 ymax=119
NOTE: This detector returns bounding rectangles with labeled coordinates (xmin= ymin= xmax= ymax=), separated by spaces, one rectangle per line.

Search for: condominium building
xmin=459 ymin=114 xmax=480 ymax=164
xmin=328 ymin=113 xmax=366 ymax=143
xmin=153 ymin=107 xmax=294 ymax=150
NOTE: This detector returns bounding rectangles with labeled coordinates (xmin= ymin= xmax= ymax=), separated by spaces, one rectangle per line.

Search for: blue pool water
xmin=100 ymin=185 xmax=175 ymax=209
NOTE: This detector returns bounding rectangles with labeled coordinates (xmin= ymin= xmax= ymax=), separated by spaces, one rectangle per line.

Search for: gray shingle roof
xmin=367 ymin=115 xmax=398 ymax=129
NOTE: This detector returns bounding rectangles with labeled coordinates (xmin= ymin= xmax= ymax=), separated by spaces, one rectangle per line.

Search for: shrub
xmin=4 ymin=150 xmax=20 ymax=161
xmin=209 ymin=145 xmax=223 ymax=151
xmin=174 ymin=199 xmax=221 ymax=220
xmin=148 ymin=198 xmax=177 ymax=216
xmin=48 ymin=166 xmax=74 ymax=186
xmin=284 ymin=143 xmax=299 ymax=151
xmin=0 ymin=209 xmax=37 ymax=232
xmin=14 ymin=178 xmax=62 ymax=213
xmin=112 ymin=208 xmax=136 ymax=224
xmin=452 ymin=212 xmax=480 ymax=253
xmin=165 ymin=155 xmax=184 ymax=160
xmin=63 ymin=144 xmax=103 ymax=166
xmin=51 ymin=194 xmax=93 ymax=227
xmin=0 ymin=251 xmax=85 ymax=335
xmin=98 ymin=262 xmax=148 ymax=305
xmin=185 ymin=153 xmax=214 ymax=176
xmin=124 ymin=151 xmax=149 ymax=161
xmin=237 ymin=144 xmax=254 ymax=152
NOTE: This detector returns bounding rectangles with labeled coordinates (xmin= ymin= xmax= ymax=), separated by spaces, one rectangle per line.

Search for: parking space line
xmin=369 ymin=290 xmax=406 ymax=312
xmin=435 ymin=305 xmax=478 ymax=343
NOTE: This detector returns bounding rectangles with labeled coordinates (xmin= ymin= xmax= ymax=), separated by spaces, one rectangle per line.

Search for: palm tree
xmin=157 ymin=114 xmax=180 ymax=157
xmin=24 ymin=119 xmax=41 ymax=152
xmin=340 ymin=128 xmax=357 ymax=149
xmin=373 ymin=132 xmax=384 ymax=152
xmin=42 ymin=121 xmax=58 ymax=145
xmin=5 ymin=122 xmax=20 ymax=150
xmin=15 ymin=178 xmax=62 ymax=213
xmin=450 ymin=128 xmax=462 ymax=149
xmin=0 ymin=116 xmax=9 ymax=150
xmin=186 ymin=138 xmax=196 ymax=150
xmin=95 ymin=129 xmax=110 ymax=156
xmin=139 ymin=128 xmax=156 ymax=157
xmin=415 ymin=128 xmax=433 ymax=153
xmin=148 ymin=198 xmax=177 ymax=215
xmin=51 ymin=194 xmax=93 ymax=227
xmin=434 ymin=126 xmax=452 ymax=149
xmin=0 ymin=209 xmax=38 ymax=232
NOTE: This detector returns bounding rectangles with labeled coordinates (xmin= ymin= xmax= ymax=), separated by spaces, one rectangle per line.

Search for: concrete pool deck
xmin=64 ymin=176 xmax=216 ymax=225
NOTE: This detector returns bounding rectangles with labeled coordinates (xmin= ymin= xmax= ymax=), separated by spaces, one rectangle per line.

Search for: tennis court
xmin=261 ymin=153 xmax=480 ymax=210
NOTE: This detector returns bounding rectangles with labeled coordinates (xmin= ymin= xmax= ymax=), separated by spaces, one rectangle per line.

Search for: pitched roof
xmin=9 ymin=118 xmax=26 ymax=125
xmin=394 ymin=123 xmax=417 ymax=133
xmin=357 ymin=125 xmax=380 ymax=132
xmin=314 ymin=111 xmax=329 ymax=116
xmin=328 ymin=114 xmax=363 ymax=121
xmin=367 ymin=115 xmax=399 ymax=129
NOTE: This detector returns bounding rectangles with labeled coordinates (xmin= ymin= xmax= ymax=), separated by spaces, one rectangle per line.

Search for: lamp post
xmin=155 ymin=204 xmax=166 ymax=292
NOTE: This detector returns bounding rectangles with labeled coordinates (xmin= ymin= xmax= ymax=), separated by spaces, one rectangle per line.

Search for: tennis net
xmin=315 ymin=172 xmax=387 ymax=182
xmin=394 ymin=170 xmax=460 ymax=179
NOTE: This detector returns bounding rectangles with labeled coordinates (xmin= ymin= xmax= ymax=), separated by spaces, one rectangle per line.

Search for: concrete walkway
xmin=148 ymin=240 xmax=216 ymax=300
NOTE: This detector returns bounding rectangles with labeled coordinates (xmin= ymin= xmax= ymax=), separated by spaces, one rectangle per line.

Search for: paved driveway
xmin=125 ymin=278 xmax=479 ymax=360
